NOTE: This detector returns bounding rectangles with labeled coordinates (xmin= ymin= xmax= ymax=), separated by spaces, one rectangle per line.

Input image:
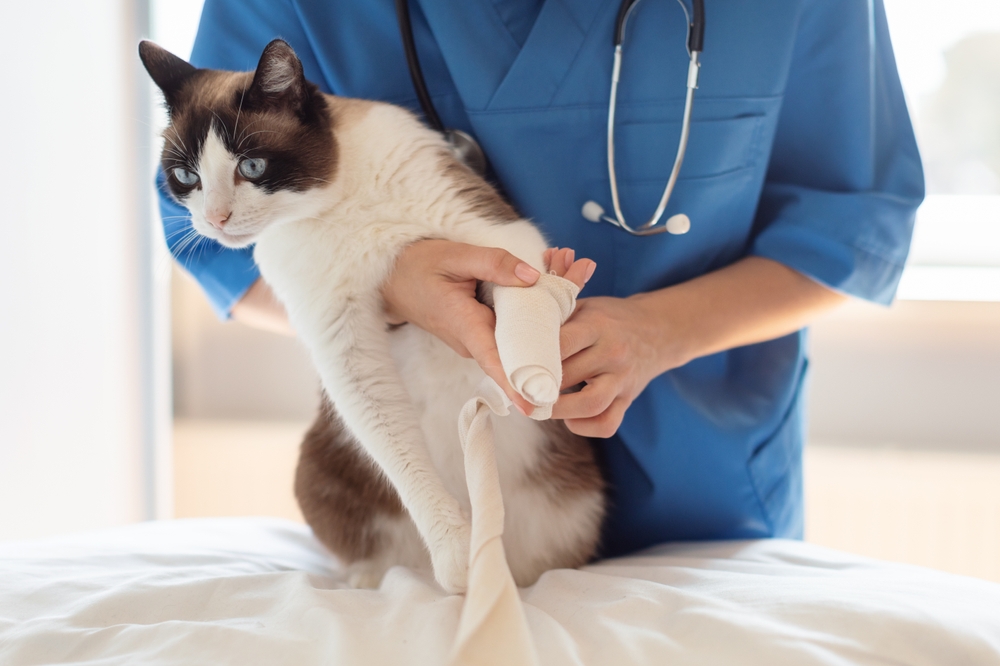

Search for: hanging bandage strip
xmin=449 ymin=274 xmax=579 ymax=666
xmin=451 ymin=379 xmax=538 ymax=666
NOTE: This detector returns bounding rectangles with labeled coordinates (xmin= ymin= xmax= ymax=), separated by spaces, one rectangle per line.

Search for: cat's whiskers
xmin=161 ymin=148 xmax=190 ymax=165
xmin=236 ymin=128 xmax=278 ymax=151
xmin=164 ymin=131 xmax=189 ymax=156
xmin=163 ymin=225 xmax=196 ymax=241
xmin=235 ymin=117 xmax=263 ymax=149
xmin=233 ymin=85 xmax=249 ymax=147
xmin=162 ymin=135 xmax=193 ymax=167
xmin=211 ymin=111 xmax=232 ymax=144
xmin=170 ymin=229 xmax=204 ymax=256
xmin=163 ymin=225 xmax=206 ymax=246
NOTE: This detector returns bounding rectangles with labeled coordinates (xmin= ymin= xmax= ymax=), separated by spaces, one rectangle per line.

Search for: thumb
xmin=442 ymin=244 xmax=540 ymax=287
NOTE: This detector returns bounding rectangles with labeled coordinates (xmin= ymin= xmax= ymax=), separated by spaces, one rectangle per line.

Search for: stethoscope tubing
xmin=605 ymin=50 xmax=699 ymax=236
xmin=395 ymin=0 xmax=706 ymax=236
xmin=603 ymin=0 xmax=702 ymax=236
xmin=394 ymin=0 xmax=444 ymax=133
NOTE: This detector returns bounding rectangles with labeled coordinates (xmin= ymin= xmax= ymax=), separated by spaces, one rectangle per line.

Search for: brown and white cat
xmin=140 ymin=39 xmax=605 ymax=592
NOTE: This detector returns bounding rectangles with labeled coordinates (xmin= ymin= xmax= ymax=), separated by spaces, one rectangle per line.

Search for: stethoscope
xmin=395 ymin=0 xmax=705 ymax=237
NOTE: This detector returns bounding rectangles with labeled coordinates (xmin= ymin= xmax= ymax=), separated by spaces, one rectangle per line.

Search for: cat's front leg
xmin=307 ymin=294 xmax=470 ymax=593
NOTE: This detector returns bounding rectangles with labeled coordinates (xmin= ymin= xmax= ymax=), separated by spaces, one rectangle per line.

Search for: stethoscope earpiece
xmin=582 ymin=201 xmax=608 ymax=223
xmin=581 ymin=201 xmax=690 ymax=235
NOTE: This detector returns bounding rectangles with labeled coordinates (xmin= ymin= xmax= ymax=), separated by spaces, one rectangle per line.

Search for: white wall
xmin=808 ymin=300 xmax=1000 ymax=451
xmin=0 ymin=1 xmax=167 ymax=539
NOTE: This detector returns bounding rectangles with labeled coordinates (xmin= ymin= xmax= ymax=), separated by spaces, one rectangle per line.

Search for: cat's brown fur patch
xmin=295 ymin=400 xmax=405 ymax=562
xmin=531 ymin=420 xmax=606 ymax=502
xmin=440 ymin=153 xmax=521 ymax=224
xmin=158 ymin=67 xmax=336 ymax=199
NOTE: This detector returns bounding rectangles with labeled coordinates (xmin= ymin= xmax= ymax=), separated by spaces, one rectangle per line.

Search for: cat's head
xmin=140 ymin=39 xmax=335 ymax=248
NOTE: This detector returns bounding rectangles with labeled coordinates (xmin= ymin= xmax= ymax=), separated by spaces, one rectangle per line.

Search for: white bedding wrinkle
xmin=1 ymin=518 xmax=998 ymax=666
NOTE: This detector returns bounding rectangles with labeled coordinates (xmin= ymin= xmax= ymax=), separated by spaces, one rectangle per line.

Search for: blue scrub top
xmin=159 ymin=0 xmax=923 ymax=557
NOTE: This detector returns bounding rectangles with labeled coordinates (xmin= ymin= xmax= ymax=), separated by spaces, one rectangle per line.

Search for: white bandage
xmin=448 ymin=275 xmax=578 ymax=664
xmin=492 ymin=274 xmax=579 ymax=420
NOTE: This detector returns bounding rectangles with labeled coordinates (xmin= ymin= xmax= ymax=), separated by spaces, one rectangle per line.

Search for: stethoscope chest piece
xmin=666 ymin=213 xmax=691 ymax=235
xmin=445 ymin=129 xmax=488 ymax=177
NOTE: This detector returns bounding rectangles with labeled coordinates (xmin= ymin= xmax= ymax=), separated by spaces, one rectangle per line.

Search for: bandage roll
xmin=492 ymin=273 xmax=579 ymax=420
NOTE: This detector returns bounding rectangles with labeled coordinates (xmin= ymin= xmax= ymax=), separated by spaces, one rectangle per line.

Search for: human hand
xmin=552 ymin=290 xmax=683 ymax=438
xmin=382 ymin=240 xmax=594 ymax=415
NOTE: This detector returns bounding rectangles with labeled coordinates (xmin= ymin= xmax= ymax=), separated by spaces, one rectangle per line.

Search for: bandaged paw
xmin=493 ymin=273 xmax=579 ymax=420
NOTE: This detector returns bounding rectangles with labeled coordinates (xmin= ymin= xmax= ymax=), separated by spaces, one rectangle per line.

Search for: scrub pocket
xmin=746 ymin=359 xmax=808 ymax=539
xmin=614 ymin=110 xmax=767 ymax=182
xmin=603 ymin=104 xmax=775 ymax=296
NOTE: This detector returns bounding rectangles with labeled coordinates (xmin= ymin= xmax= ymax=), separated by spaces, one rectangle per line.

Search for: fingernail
xmin=515 ymin=263 xmax=540 ymax=283
xmin=565 ymin=249 xmax=575 ymax=269
xmin=584 ymin=261 xmax=597 ymax=283
xmin=514 ymin=402 xmax=527 ymax=416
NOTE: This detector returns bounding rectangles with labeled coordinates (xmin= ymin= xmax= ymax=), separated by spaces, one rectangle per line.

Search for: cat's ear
xmin=248 ymin=39 xmax=308 ymax=110
xmin=138 ymin=41 xmax=197 ymax=110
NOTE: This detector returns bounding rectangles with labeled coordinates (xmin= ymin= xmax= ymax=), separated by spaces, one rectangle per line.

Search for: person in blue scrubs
xmin=159 ymin=0 xmax=923 ymax=557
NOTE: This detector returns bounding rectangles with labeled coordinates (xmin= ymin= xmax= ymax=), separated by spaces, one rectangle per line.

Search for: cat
xmin=140 ymin=38 xmax=606 ymax=593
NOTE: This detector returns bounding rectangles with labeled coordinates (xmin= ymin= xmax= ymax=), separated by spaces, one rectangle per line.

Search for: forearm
xmin=230 ymin=277 xmax=295 ymax=336
xmin=632 ymin=256 xmax=848 ymax=373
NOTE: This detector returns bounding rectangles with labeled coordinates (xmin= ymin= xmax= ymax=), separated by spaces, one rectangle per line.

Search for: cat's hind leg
xmin=343 ymin=515 xmax=427 ymax=588
xmin=295 ymin=401 xmax=430 ymax=588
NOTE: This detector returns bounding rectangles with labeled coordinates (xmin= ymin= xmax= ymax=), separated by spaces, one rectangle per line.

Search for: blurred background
xmin=1 ymin=0 xmax=997 ymax=582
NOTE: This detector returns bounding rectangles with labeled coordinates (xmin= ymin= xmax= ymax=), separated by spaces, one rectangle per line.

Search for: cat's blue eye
xmin=173 ymin=167 xmax=199 ymax=186
xmin=238 ymin=158 xmax=267 ymax=180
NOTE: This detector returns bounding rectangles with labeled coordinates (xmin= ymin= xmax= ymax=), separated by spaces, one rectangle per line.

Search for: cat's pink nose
xmin=206 ymin=210 xmax=231 ymax=229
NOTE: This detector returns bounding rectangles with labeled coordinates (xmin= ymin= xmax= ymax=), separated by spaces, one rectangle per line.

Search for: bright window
xmin=886 ymin=0 xmax=1000 ymax=301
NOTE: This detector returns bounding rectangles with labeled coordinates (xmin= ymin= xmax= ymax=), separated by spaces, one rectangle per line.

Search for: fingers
xmin=545 ymin=247 xmax=574 ymax=276
xmin=559 ymin=317 xmax=600 ymax=361
xmin=562 ymin=259 xmax=596 ymax=291
xmin=564 ymin=397 xmax=629 ymax=439
xmin=551 ymin=373 xmax=630 ymax=438
xmin=442 ymin=244 xmax=540 ymax=287
xmin=560 ymin=346 xmax=605 ymax=389
xmin=550 ymin=375 xmax=617 ymax=421
xmin=545 ymin=247 xmax=596 ymax=291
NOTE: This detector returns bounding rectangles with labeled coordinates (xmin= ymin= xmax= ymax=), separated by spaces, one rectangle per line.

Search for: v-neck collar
xmin=415 ymin=0 xmax=608 ymax=111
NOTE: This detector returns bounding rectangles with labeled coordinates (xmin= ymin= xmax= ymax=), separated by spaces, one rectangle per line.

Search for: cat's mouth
xmin=214 ymin=230 xmax=257 ymax=248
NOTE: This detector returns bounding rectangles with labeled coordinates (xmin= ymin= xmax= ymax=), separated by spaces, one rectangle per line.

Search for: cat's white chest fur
xmin=144 ymin=36 xmax=604 ymax=592
xmin=250 ymin=101 xmax=603 ymax=591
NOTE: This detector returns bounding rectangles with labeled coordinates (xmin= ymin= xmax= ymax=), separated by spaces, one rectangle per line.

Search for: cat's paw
xmin=544 ymin=246 xmax=595 ymax=290
xmin=429 ymin=520 xmax=471 ymax=594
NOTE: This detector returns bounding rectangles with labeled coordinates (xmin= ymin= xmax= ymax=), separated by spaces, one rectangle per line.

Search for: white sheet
xmin=1 ymin=518 xmax=998 ymax=665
